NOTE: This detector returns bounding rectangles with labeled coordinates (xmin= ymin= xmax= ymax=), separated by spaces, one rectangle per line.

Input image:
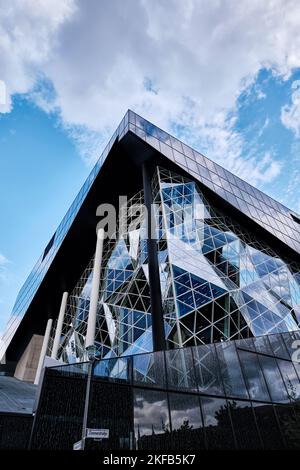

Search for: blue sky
xmin=1 ymin=1 xmax=300 ymax=334
xmin=0 ymin=97 xmax=90 ymax=331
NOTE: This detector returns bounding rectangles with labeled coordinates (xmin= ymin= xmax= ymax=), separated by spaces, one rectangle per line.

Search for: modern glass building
xmin=1 ymin=110 xmax=300 ymax=450
xmin=56 ymin=165 xmax=300 ymax=363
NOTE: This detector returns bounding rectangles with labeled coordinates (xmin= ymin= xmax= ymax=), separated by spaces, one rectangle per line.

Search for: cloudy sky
xmin=1 ymin=0 xmax=300 ymax=333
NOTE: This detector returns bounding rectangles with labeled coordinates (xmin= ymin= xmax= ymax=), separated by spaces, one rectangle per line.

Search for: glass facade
xmin=54 ymin=166 xmax=300 ymax=363
xmin=31 ymin=330 xmax=300 ymax=450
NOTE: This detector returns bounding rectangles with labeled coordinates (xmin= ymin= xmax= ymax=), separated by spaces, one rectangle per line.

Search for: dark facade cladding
xmin=1 ymin=110 xmax=300 ymax=367
xmin=0 ymin=412 xmax=33 ymax=450
xmin=30 ymin=331 xmax=300 ymax=450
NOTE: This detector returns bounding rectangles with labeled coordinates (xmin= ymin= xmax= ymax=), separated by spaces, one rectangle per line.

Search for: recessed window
xmin=42 ymin=233 xmax=55 ymax=261
xmin=291 ymin=213 xmax=300 ymax=225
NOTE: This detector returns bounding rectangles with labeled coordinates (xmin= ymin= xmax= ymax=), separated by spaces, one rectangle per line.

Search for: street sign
xmin=86 ymin=428 xmax=109 ymax=439
xmin=73 ymin=440 xmax=83 ymax=450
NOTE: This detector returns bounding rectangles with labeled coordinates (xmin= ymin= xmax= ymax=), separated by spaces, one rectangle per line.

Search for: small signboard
xmin=86 ymin=428 xmax=109 ymax=439
xmin=73 ymin=440 xmax=83 ymax=450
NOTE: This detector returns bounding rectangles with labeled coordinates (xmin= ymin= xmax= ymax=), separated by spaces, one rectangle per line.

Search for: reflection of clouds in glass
xmin=259 ymin=355 xmax=289 ymax=402
xmin=216 ymin=343 xmax=248 ymax=398
xmin=169 ymin=394 xmax=202 ymax=430
xmin=201 ymin=397 xmax=227 ymax=427
xmin=160 ymin=171 xmax=300 ymax=343
xmin=237 ymin=349 xmax=270 ymax=401
xmin=171 ymin=407 xmax=202 ymax=430
xmin=134 ymin=392 xmax=169 ymax=436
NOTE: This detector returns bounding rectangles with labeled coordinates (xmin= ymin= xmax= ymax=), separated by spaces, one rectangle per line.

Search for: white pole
xmin=34 ymin=318 xmax=53 ymax=385
xmin=51 ymin=291 xmax=68 ymax=359
xmin=85 ymin=228 xmax=104 ymax=352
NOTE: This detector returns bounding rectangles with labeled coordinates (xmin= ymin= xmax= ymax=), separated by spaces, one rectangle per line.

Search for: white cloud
xmin=281 ymin=80 xmax=300 ymax=137
xmin=258 ymin=118 xmax=270 ymax=138
xmin=279 ymin=139 xmax=300 ymax=214
xmin=282 ymin=107 xmax=300 ymax=137
xmin=0 ymin=253 xmax=8 ymax=266
xmin=0 ymin=253 xmax=10 ymax=299
xmin=0 ymin=0 xmax=76 ymax=112
xmin=0 ymin=253 xmax=10 ymax=286
xmin=1 ymin=0 xmax=300 ymax=183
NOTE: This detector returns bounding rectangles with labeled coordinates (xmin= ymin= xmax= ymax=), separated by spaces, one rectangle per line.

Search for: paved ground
xmin=0 ymin=376 xmax=37 ymax=414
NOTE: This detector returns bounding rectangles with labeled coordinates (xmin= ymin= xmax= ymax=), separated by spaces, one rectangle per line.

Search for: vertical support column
xmin=85 ymin=228 xmax=105 ymax=354
xmin=142 ymin=162 xmax=165 ymax=352
xmin=51 ymin=291 xmax=68 ymax=359
xmin=34 ymin=318 xmax=53 ymax=385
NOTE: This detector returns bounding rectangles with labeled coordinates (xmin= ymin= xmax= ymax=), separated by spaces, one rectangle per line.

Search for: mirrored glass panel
xmin=258 ymin=355 xmax=289 ymax=403
xmin=216 ymin=342 xmax=248 ymax=399
xmin=274 ymin=404 xmax=299 ymax=449
xmin=134 ymin=389 xmax=170 ymax=450
xmin=133 ymin=351 xmax=166 ymax=388
xmin=193 ymin=344 xmax=225 ymax=396
xmin=237 ymin=349 xmax=270 ymax=401
xmin=276 ymin=359 xmax=300 ymax=401
xmin=252 ymin=402 xmax=284 ymax=450
xmin=268 ymin=334 xmax=289 ymax=360
xmin=201 ymin=397 xmax=235 ymax=450
xmin=227 ymin=400 xmax=262 ymax=449
xmin=165 ymin=348 xmax=197 ymax=391
xmin=169 ymin=392 xmax=205 ymax=450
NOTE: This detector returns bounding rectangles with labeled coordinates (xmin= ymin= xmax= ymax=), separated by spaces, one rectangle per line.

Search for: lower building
xmin=29 ymin=330 xmax=300 ymax=450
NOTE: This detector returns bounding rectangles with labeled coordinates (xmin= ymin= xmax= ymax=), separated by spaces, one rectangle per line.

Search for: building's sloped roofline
xmin=1 ymin=109 xmax=299 ymax=360
xmin=127 ymin=110 xmax=300 ymax=255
